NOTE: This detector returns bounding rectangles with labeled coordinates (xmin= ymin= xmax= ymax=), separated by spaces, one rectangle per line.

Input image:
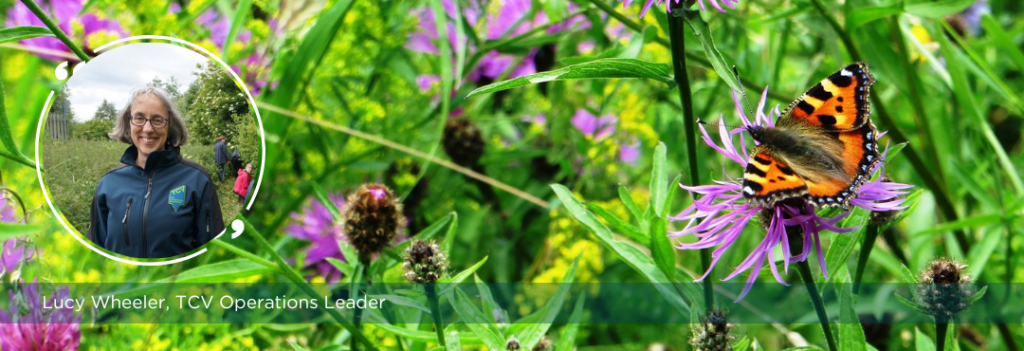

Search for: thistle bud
xmin=402 ymin=240 xmax=448 ymax=284
xmin=532 ymin=336 xmax=552 ymax=351
xmin=915 ymin=259 xmax=975 ymax=319
xmin=343 ymin=183 xmax=405 ymax=265
xmin=690 ymin=309 xmax=736 ymax=351
xmin=506 ymin=336 xmax=521 ymax=351
xmin=443 ymin=118 xmax=485 ymax=167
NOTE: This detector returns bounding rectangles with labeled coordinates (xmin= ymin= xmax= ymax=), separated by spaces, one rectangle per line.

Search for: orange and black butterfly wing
xmin=742 ymin=146 xmax=809 ymax=208
xmin=779 ymin=62 xmax=875 ymax=131
xmin=804 ymin=121 xmax=882 ymax=207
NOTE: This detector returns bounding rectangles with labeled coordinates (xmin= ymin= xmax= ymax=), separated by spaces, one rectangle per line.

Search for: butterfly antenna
xmin=732 ymin=65 xmax=754 ymax=119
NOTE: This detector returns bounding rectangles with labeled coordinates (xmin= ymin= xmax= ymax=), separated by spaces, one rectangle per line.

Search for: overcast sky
xmin=65 ymin=43 xmax=210 ymax=122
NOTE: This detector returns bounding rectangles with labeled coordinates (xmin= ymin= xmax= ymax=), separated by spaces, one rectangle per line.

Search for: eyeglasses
xmin=131 ymin=115 xmax=168 ymax=129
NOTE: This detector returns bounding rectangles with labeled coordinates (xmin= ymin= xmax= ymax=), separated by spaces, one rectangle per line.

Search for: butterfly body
xmin=741 ymin=63 xmax=881 ymax=208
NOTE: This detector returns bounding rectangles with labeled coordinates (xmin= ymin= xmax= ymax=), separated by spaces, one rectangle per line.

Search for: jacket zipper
xmin=205 ymin=204 xmax=211 ymax=242
xmin=142 ymin=174 xmax=153 ymax=258
xmin=122 ymin=198 xmax=133 ymax=246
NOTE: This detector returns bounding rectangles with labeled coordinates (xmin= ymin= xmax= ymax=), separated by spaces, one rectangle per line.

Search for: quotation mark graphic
xmin=230 ymin=219 xmax=245 ymax=239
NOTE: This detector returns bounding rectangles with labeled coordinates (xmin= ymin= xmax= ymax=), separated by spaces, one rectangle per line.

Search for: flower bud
xmin=343 ymin=183 xmax=405 ymax=265
xmin=402 ymin=240 xmax=448 ymax=284
xmin=690 ymin=309 xmax=736 ymax=351
xmin=915 ymin=259 xmax=975 ymax=319
xmin=506 ymin=336 xmax=521 ymax=351
xmin=443 ymin=118 xmax=485 ymax=167
xmin=532 ymin=336 xmax=552 ymax=351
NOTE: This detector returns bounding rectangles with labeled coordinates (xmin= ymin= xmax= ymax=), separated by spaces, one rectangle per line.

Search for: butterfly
xmin=741 ymin=62 xmax=881 ymax=208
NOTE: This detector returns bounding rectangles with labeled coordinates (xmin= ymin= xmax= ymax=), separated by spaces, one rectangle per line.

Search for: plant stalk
xmin=351 ymin=263 xmax=369 ymax=351
xmin=798 ymin=260 xmax=838 ymax=351
xmin=18 ymin=0 xmax=91 ymax=62
xmin=936 ymin=317 xmax=949 ymax=351
xmin=665 ymin=5 xmax=712 ymax=313
xmin=853 ymin=224 xmax=880 ymax=295
xmin=426 ymin=282 xmax=447 ymax=347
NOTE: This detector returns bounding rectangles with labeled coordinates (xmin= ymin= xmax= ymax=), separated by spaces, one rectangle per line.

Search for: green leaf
xmin=466 ymin=59 xmax=675 ymax=97
xmin=905 ymin=0 xmax=978 ymax=18
xmin=966 ymin=226 xmax=1001 ymax=278
xmin=222 ymin=0 xmax=252 ymax=59
xmin=289 ymin=341 xmax=309 ymax=351
xmin=474 ymin=274 xmax=501 ymax=324
xmin=450 ymin=288 xmax=505 ymax=351
xmin=915 ymin=328 xmax=936 ymax=351
xmin=367 ymin=313 xmax=483 ymax=344
xmin=0 ymin=223 xmax=42 ymax=241
xmin=821 ymin=206 xmax=870 ymax=283
xmin=968 ymin=285 xmax=988 ymax=304
xmin=980 ymin=15 xmax=1024 ymax=75
xmin=895 ymin=293 xmax=926 ymax=314
xmin=446 ymin=330 xmax=462 ymax=351
xmin=514 ymin=255 xmax=580 ymax=349
xmin=310 ymin=181 xmax=341 ymax=220
xmin=418 ymin=213 xmax=455 ymax=240
xmin=839 ymin=276 xmax=867 ymax=351
xmin=439 ymin=255 xmax=488 ymax=294
xmin=585 ymin=203 xmax=648 ymax=245
xmin=682 ymin=11 xmax=741 ymax=93
xmin=0 ymin=72 xmax=34 ymax=167
xmin=649 ymin=216 xmax=675 ymax=284
xmin=157 ymin=260 xmax=274 ymax=283
xmin=618 ymin=184 xmax=645 ymax=225
xmin=0 ymin=26 xmax=54 ymax=44
xmin=649 ymin=142 xmax=668 ymax=218
xmin=847 ymin=5 xmax=903 ymax=29
xmin=442 ymin=211 xmax=459 ymax=255
xmin=554 ymin=295 xmax=585 ymax=351
xmin=325 ymin=257 xmax=354 ymax=278
xmin=664 ymin=174 xmax=682 ymax=219
xmin=550 ymin=184 xmax=690 ymax=315
xmin=371 ymin=294 xmax=431 ymax=314
xmin=900 ymin=264 xmax=919 ymax=283
xmin=912 ymin=213 xmax=1005 ymax=235
xmin=733 ymin=337 xmax=752 ymax=351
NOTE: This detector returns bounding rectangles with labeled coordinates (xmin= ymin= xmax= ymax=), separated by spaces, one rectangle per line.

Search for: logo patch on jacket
xmin=169 ymin=185 xmax=186 ymax=212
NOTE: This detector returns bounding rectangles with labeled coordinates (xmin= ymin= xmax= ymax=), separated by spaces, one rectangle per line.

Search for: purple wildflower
xmin=5 ymin=0 xmax=127 ymax=61
xmin=406 ymin=0 xmax=589 ymax=88
xmin=572 ymin=109 xmax=617 ymax=140
xmin=0 ymin=280 xmax=81 ymax=351
xmin=284 ymin=194 xmax=348 ymax=283
xmin=624 ymin=0 xmax=737 ymax=18
xmin=669 ymin=88 xmax=911 ymax=301
xmin=1 ymin=197 xmax=33 ymax=278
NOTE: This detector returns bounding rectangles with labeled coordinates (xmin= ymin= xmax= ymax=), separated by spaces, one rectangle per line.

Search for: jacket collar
xmin=120 ymin=145 xmax=181 ymax=171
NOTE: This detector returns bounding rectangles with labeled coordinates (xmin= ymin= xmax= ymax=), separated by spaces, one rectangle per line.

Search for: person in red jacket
xmin=234 ymin=164 xmax=253 ymax=203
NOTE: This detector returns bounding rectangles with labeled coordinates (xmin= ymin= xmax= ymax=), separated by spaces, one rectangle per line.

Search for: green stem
xmin=18 ymin=0 xmax=90 ymax=62
xmin=351 ymin=263 xmax=368 ymax=351
xmin=806 ymin=0 xmax=970 ymax=252
xmin=665 ymin=5 xmax=712 ymax=313
xmin=425 ymin=283 xmax=447 ymax=347
xmin=0 ymin=149 xmax=36 ymax=169
xmin=881 ymin=227 xmax=910 ymax=266
xmin=936 ymin=318 xmax=949 ymax=351
xmin=583 ymin=0 xmax=792 ymax=103
xmin=798 ymin=260 xmax=838 ymax=351
xmin=853 ymin=224 xmax=880 ymax=295
xmin=244 ymin=216 xmax=379 ymax=351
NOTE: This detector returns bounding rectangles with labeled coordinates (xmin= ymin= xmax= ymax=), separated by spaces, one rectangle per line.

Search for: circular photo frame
xmin=34 ymin=36 xmax=266 ymax=265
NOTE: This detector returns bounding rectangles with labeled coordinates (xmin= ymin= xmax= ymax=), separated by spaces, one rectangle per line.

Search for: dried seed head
xmin=506 ymin=336 xmax=521 ymax=351
xmin=915 ymin=258 xmax=975 ymax=319
xmin=343 ymin=183 xmax=405 ymax=265
xmin=443 ymin=118 xmax=485 ymax=167
xmin=402 ymin=239 xmax=448 ymax=284
xmin=690 ymin=309 xmax=736 ymax=351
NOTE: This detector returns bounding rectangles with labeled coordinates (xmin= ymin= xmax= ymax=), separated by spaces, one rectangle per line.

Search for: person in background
xmin=214 ymin=135 xmax=228 ymax=181
xmin=230 ymin=149 xmax=242 ymax=177
xmin=234 ymin=163 xmax=253 ymax=203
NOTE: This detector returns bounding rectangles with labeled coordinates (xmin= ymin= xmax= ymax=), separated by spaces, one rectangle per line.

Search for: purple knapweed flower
xmin=571 ymin=109 xmax=642 ymax=164
xmin=669 ymin=88 xmax=911 ymax=301
xmin=284 ymin=194 xmax=348 ymax=283
xmin=407 ymin=0 xmax=589 ymax=90
xmin=0 ymin=280 xmax=81 ymax=351
xmin=624 ymin=0 xmax=737 ymax=18
xmin=1 ymin=197 xmax=33 ymax=279
xmin=5 ymin=0 xmax=127 ymax=61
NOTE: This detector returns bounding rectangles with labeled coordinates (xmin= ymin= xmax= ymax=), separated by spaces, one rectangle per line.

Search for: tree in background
xmin=231 ymin=112 xmax=260 ymax=173
xmin=93 ymin=99 xmax=117 ymax=120
xmin=187 ymin=62 xmax=249 ymax=145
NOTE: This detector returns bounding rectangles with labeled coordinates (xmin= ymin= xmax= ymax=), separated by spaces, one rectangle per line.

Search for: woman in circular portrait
xmin=88 ymin=86 xmax=225 ymax=258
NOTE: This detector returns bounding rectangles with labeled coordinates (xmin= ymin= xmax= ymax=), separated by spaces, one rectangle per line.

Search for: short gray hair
xmin=108 ymin=86 xmax=188 ymax=147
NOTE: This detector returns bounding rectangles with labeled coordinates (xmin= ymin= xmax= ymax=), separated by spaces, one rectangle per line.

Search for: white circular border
xmin=35 ymin=35 xmax=267 ymax=266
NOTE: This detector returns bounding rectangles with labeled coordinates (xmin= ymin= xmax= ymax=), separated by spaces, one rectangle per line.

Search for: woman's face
xmin=129 ymin=93 xmax=169 ymax=158
xmin=245 ymin=165 xmax=253 ymax=173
